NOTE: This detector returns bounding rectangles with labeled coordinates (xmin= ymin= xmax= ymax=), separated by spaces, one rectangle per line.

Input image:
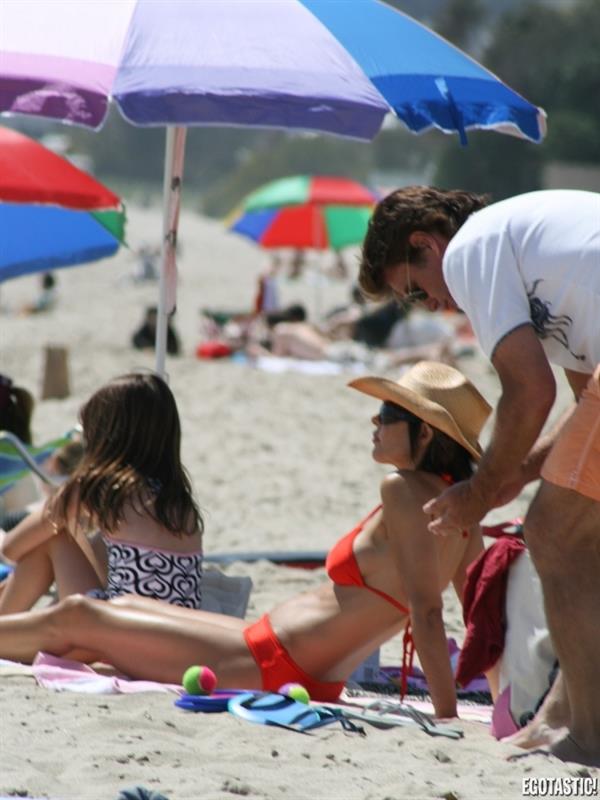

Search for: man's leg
xmin=504 ymin=670 xmax=569 ymax=749
xmin=525 ymin=481 xmax=600 ymax=766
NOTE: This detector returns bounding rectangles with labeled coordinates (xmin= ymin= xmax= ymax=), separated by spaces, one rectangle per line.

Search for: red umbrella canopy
xmin=242 ymin=175 xmax=378 ymax=212
xmin=0 ymin=126 xmax=121 ymax=210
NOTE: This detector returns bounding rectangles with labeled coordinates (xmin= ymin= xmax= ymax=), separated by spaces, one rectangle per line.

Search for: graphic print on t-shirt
xmin=527 ymin=279 xmax=585 ymax=362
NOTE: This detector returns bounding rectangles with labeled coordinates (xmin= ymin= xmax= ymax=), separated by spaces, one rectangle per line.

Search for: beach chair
xmin=0 ymin=429 xmax=78 ymax=496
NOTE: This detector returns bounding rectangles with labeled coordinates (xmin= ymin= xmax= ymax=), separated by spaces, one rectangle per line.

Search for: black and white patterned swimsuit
xmin=91 ymin=537 xmax=203 ymax=609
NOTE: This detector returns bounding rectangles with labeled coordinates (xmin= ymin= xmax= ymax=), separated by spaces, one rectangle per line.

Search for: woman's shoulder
xmin=380 ymin=469 xmax=447 ymax=506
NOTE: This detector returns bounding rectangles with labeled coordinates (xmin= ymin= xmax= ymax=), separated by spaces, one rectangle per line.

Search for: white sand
xmin=0 ymin=205 xmax=594 ymax=799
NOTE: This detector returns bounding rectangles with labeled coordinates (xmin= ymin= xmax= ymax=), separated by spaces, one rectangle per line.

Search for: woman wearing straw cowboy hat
xmin=0 ymin=362 xmax=492 ymax=720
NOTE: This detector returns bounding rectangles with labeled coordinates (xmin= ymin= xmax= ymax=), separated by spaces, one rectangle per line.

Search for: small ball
xmin=278 ymin=682 xmax=310 ymax=704
xmin=182 ymin=665 xmax=217 ymax=695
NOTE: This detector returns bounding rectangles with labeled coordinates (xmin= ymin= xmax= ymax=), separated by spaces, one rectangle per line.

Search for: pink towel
xmin=32 ymin=652 xmax=182 ymax=695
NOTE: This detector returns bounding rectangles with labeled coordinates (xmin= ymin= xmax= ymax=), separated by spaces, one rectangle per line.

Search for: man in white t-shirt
xmin=359 ymin=187 xmax=600 ymax=766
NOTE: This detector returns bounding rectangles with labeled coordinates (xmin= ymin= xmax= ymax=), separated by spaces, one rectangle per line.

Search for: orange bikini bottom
xmin=243 ymin=614 xmax=345 ymax=702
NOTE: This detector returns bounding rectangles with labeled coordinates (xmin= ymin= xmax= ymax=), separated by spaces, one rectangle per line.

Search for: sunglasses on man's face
xmin=404 ymin=260 xmax=429 ymax=304
xmin=377 ymin=401 xmax=417 ymax=426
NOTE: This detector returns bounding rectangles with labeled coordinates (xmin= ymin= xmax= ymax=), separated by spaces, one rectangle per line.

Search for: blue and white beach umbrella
xmin=0 ymin=0 xmax=546 ymax=373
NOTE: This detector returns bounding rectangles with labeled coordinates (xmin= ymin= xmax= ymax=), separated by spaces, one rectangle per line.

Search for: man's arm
xmin=472 ymin=325 xmax=556 ymax=500
xmin=424 ymin=326 xmax=556 ymax=533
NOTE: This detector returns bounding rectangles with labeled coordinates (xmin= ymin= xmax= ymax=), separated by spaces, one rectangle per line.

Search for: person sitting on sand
xmin=0 ymin=374 xmax=39 ymax=524
xmin=19 ymin=272 xmax=58 ymax=315
xmin=0 ymin=372 xmax=203 ymax=615
xmin=132 ymin=306 xmax=181 ymax=356
xmin=0 ymin=362 xmax=494 ymax=719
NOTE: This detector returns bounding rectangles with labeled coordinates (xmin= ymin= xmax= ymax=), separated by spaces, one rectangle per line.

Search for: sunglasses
xmin=404 ymin=261 xmax=429 ymax=304
xmin=377 ymin=401 xmax=417 ymax=426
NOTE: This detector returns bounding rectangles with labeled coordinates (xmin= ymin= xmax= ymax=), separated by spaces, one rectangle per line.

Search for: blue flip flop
xmin=227 ymin=692 xmax=365 ymax=735
xmin=175 ymin=689 xmax=246 ymax=713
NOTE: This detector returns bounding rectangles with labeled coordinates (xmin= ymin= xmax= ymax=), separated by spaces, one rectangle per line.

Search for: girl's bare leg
xmin=0 ymin=594 xmax=260 ymax=688
xmin=0 ymin=548 xmax=54 ymax=614
xmin=0 ymin=531 xmax=103 ymax=615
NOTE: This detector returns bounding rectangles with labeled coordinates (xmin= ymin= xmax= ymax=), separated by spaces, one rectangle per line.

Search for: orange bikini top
xmin=326 ymin=472 xmax=459 ymax=698
xmin=325 ymin=505 xmax=409 ymax=615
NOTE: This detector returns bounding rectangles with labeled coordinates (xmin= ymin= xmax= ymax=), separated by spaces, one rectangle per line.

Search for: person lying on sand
xmin=0 ymin=373 xmax=203 ymax=614
xmin=0 ymin=362 xmax=492 ymax=720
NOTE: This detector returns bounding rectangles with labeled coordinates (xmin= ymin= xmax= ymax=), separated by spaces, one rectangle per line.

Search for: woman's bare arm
xmin=382 ymin=473 xmax=457 ymax=718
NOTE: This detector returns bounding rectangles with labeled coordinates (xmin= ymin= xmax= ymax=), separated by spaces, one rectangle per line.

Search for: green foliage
xmin=199 ymin=132 xmax=373 ymax=217
xmin=433 ymin=133 xmax=543 ymax=199
xmin=434 ymin=0 xmax=487 ymax=51
xmin=483 ymin=0 xmax=600 ymax=165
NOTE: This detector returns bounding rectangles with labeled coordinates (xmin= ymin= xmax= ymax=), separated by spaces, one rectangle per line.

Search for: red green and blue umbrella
xmin=0 ymin=126 xmax=125 ymax=281
xmin=229 ymin=176 xmax=377 ymax=251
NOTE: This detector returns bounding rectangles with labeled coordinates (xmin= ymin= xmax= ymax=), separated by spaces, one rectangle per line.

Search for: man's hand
xmin=422 ymin=479 xmax=490 ymax=536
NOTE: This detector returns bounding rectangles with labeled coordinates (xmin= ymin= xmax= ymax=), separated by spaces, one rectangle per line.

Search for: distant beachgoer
xmin=0 ymin=362 xmax=494 ymax=719
xmin=132 ymin=306 xmax=181 ymax=356
xmin=288 ymin=249 xmax=306 ymax=280
xmin=0 ymin=375 xmax=38 ymax=523
xmin=254 ymin=254 xmax=281 ymax=314
xmin=134 ymin=244 xmax=160 ymax=282
xmin=0 ymin=373 xmax=203 ymax=615
xmin=19 ymin=272 xmax=57 ymax=315
xmin=265 ymin=298 xmax=455 ymax=368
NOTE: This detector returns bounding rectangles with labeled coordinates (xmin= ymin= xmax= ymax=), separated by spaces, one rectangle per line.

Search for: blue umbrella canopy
xmin=0 ymin=0 xmax=545 ymax=142
xmin=0 ymin=204 xmax=125 ymax=282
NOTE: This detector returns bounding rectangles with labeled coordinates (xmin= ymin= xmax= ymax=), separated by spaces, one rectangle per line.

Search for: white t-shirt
xmin=443 ymin=190 xmax=600 ymax=372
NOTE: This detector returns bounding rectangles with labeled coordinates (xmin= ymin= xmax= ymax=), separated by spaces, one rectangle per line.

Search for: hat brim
xmin=348 ymin=375 xmax=482 ymax=461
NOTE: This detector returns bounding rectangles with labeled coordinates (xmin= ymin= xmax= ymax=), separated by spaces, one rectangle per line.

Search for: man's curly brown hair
xmin=359 ymin=186 xmax=490 ymax=300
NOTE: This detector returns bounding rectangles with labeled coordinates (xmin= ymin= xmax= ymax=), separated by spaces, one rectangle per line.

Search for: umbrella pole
xmin=155 ymin=125 xmax=187 ymax=379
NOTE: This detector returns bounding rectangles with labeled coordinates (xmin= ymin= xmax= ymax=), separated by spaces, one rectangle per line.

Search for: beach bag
xmin=200 ymin=565 xmax=253 ymax=619
xmin=491 ymin=550 xmax=556 ymax=739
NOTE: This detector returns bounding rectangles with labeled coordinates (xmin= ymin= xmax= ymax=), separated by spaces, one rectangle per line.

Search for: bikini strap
xmin=400 ymin=621 xmax=415 ymax=701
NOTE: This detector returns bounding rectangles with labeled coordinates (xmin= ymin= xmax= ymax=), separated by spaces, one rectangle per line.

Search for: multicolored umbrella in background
xmin=228 ymin=176 xmax=377 ymax=252
xmin=0 ymin=0 xmax=546 ymax=375
xmin=0 ymin=126 xmax=125 ymax=281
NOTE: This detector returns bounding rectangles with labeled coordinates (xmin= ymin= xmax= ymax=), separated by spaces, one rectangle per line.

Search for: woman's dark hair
xmin=265 ymin=303 xmax=307 ymax=328
xmin=404 ymin=407 xmax=474 ymax=482
xmin=0 ymin=376 xmax=34 ymax=444
xmin=360 ymin=186 xmax=490 ymax=300
xmin=49 ymin=372 xmax=202 ymax=538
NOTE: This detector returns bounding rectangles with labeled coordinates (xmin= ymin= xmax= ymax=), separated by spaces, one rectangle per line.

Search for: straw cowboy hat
xmin=349 ymin=361 xmax=491 ymax=460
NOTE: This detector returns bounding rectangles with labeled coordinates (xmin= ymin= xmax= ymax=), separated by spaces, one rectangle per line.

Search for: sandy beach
xmin=0 ymin=204 xmax=595 ymax=800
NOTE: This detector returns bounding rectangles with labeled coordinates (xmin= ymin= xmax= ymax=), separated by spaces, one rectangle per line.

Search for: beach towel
xmin=456 ymin=536 xmax=527 ymax=687
xmin=248 ymin=354 xmax=365 ymax=375
xmin=339 ymin=687 xmax=493 ymax=726
xmin=31 ymin=652 xmax=183 ymax=694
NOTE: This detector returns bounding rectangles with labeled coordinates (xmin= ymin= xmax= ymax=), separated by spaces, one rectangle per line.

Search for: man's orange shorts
xmin=541 ymin=365 xmax=600 ymax=502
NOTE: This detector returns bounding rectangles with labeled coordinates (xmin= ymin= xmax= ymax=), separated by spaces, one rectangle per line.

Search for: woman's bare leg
xmin=0 ymin=594 xmax=260 ymax=688
xmin=110 ymin=593 xmax=254 ymax=630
